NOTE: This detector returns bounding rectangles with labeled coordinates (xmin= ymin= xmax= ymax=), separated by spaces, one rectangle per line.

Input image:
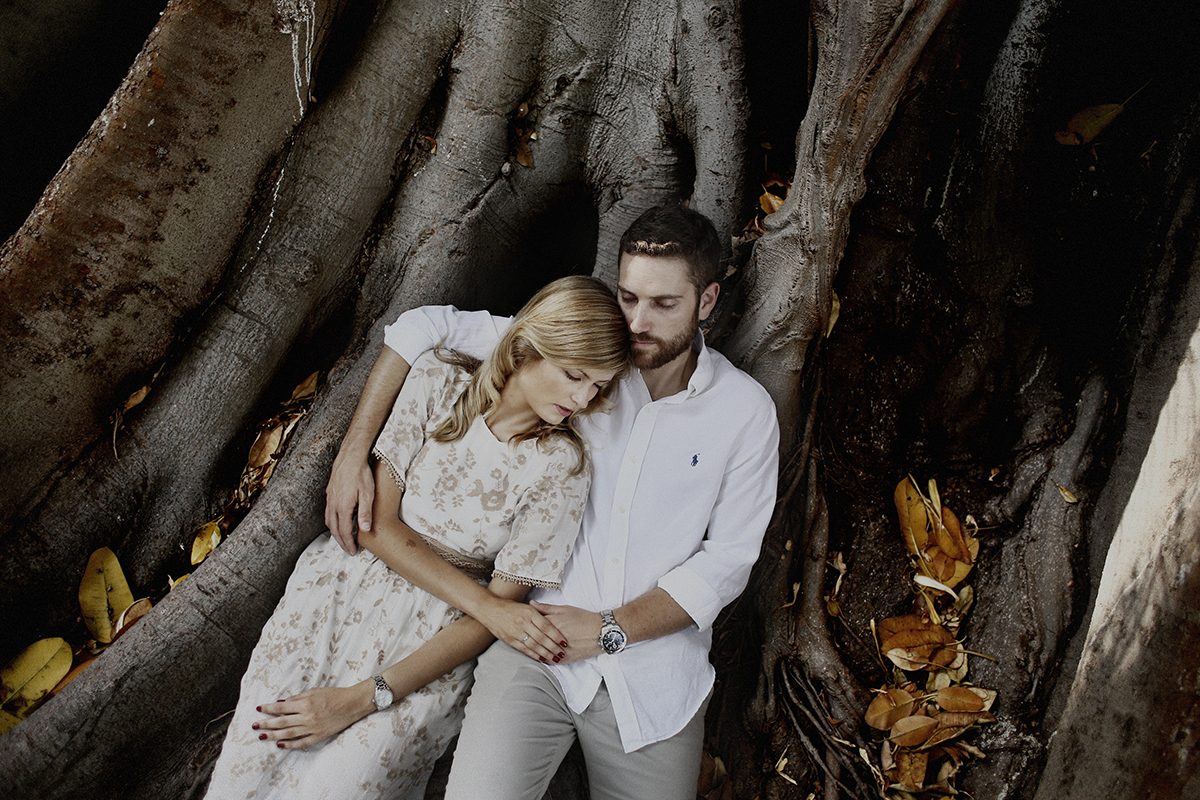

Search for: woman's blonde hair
xmin=432 ymin=275 xmax=630 ymax=473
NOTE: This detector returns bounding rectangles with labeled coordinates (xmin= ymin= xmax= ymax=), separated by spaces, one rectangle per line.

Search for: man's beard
xmin=631 ymin=320 xmax=698 ymax=370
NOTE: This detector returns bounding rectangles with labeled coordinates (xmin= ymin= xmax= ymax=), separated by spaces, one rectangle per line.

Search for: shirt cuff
xmin=658 ymin=565 xmax=720 ymax=632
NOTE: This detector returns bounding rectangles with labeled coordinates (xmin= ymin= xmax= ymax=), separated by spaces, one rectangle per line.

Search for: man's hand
xmin=324 ymin=458 xmax=375 ymax=554
xmin=530 ymin=601 xmax=602 ymax=663
xmin=253 ymin=683 xmax=374 ymax=750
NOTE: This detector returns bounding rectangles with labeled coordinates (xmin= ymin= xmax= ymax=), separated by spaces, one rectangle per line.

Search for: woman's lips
xmin=554 ymin=404 xmax=572 ymax=418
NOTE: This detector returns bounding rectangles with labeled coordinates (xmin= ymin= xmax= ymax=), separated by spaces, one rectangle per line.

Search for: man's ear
xmin=697 ymin=281 xmax=720 ymax=321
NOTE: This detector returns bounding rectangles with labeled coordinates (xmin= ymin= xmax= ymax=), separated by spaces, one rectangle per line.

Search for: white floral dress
xmin=206 ymin=353 xmax=589 ymax=800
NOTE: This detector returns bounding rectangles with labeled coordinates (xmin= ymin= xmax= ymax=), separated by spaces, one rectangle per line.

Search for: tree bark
xmin=3 ymin=1 xmax=1200 ymax=799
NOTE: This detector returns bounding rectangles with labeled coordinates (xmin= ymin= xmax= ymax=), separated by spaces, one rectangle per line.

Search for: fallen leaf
xmin=935 ymin=686 xmax=994 ymax=712
xmin=123 ymin=384 xmax=151 ymax=413
xmin=113 ymin=598 xmax=153 ymax=639
xmin=50 ymin=656 xmax=97 ymax=695
xmin=288 ymin=372 xmax=318 ymax=403
xmin=866 ymin=687 xmax=916 ymax=730
xmin=921 ymin=710 xmax=996 ymax=749
xmin=1055 ymin=103 xmax=1124 ymax=145
xmin=0 ymin=638 xmax=73 ymax=715
xmin=168 ymin=573 xmax=190 ymax=590
xmin=0 ymin=709 xmax=22 ymax=734
xmin=895 ymin=749 xmax=928 ymax=791
xmin=890 ymin=714 xmax=937 ymax=747
xmin=759 ymin=188 xmax=784 ymax=215
xmin=1056 ymin=483 xmax=1079 ymax=504
xmin=78 ymin=548 xmax=135 ymax=644
xmin=879 ymin=615 xmax=959 ymax=671
xmin=191 ymin=520 xmax=223 ymax=566
xmin=915 ymin=574 xmax=959 ymax=599
xmin=825 ymin=290 xmax=841 ymax=338
xmin=248 ymin=425 xmax=283 ymax=468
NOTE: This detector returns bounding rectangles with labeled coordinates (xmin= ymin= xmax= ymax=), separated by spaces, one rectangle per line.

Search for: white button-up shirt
xmin=385 ymin=306 xmax=779 ymax=751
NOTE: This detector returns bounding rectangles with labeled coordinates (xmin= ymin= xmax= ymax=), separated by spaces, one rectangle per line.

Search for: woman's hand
xmin=253 ymin=683 xmax=374 ymax=750
xmin=475 ymin=596 xmax=568 ymax=664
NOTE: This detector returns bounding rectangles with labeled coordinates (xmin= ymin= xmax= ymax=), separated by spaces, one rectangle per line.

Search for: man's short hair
xmin=619 ymin=204 xmax=722 ymax=292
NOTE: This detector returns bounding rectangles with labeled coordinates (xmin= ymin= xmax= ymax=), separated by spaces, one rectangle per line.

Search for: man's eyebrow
xmin=616 ymin=284 xmax=684 ymax=301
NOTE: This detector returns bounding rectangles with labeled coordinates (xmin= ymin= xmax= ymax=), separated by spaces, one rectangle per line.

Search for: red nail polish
xmin=557 ymin=652 xmax=565 ymax=659
xmin=252 ymin=723 xmax=259 ymax=730
xmin=255 ymin=706 xmax=262 ymax=712
xmin=553 ymin=655 xmax=561 ymax=663
xmin=259 ymin=733 xmax=267 ymax=740
xmin=277 ymin=742 xmax=285 ymax=749
xmin=559 ymin=641 xmax=568 ymax=648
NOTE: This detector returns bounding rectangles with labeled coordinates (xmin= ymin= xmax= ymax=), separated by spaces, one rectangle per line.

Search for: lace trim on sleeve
xmin=416 ymin=532 xmax=493 ymax=582
xmin=491 ymin=569 xmax=561 ymax=590
xmin=371 ymin=448 xmax=405 ymax=490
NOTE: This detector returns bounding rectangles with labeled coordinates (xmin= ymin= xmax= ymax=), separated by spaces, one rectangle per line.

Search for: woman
xmin=205 ymin=276 xmax=630 ymax=800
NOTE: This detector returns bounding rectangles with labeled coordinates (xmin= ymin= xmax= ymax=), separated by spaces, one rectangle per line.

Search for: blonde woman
xmin=206 ymin=276 xmax=630 ymax=800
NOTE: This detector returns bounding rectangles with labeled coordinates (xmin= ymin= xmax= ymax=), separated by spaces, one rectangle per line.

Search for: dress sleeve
xmin=492 ymin=442 xmax=590 ymax=589
xmin=371 ymin=353 xmax=460 ymax=491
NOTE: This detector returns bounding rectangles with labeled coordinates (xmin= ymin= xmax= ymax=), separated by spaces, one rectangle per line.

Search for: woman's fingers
xmin=529 ymin=614 xmax=568 ymax=649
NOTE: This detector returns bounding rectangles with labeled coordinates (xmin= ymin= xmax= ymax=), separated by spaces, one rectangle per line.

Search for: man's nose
xmin=627 ymin=304 xmax=649 ymax=333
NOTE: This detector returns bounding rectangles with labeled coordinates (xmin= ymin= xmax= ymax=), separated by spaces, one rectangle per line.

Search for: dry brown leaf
xmin=50 ymin=655 xmax=97 ymax=696
xmin=1055 ymin=103 xmax=1124 ymax=145
xmin=895 ymin=477 xmax=933 ymax=557
xmin=921 ymin=710 xmax=996 ymax=749
xmin=288 ymin=372 xmax=318 ymax=403
xmin=895 ymin=749 xmax=928 ymax=791
xmin=890 ymin=714 xmax=937 ymax=747
xmin=759 ymin=189 xmax=784 ymax=215
xmin=78 ymin=547 xmax=135 ymax=644
xmin=866 ymin=687 xmax=916 ymax=730
xmin=248 ymin=425 xmax=283 ymax=468
xmin=879 ymin=615 xmax=959 ymax=671
xmin=113 ymin=598 xmax=153 ymax=640
xmin=122 ymin=384 xmax=151 ymax=413
xmin=191 ymin=520 xmax=223 ymax=566
xmin=169 ymin=573 xmax=190 ymax=590
xmin=934 ymin=686 xmax=994 ymax=712
xmin=0 ymin=638 xmax=73 ymax=714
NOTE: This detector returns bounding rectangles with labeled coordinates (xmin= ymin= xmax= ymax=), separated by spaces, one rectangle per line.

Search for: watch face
xmin=374 ymin=685 xmax=393 ymax=709
xmin=601 ymin=628 xmax=626 ymax=654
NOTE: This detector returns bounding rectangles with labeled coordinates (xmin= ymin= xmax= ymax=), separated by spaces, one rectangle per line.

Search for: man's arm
xmin=325 ymin=305 xmax=509 ymax=553
xmin=361 ymin=460 xmax=568 ymax=662
xmin=536 ymin=392 xmax=781 ymax=662
xmin=325 ymin=349 xmax=410 ymax=553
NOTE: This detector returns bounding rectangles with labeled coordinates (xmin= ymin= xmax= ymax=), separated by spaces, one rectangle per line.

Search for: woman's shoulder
xmin=522 ymin=432 xmax=588 ymax=478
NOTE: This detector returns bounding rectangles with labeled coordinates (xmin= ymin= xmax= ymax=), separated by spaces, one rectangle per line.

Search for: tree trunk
xmin=2 ymin=1 xmax=1199 ymax=798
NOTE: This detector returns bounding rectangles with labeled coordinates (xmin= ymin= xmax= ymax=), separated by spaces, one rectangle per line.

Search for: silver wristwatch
xmin=371 ymin=674 xmax=394 ymax=711
xmin=598 ymin=609 xmax=628 ymax=655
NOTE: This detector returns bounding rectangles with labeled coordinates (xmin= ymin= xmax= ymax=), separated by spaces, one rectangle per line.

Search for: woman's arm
xmin=254 ymin=576 xmax=532 ymax=749
xmin=360 ymin=460 xmax=567 ymax=661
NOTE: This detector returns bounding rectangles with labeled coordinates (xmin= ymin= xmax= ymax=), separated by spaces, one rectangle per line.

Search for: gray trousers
xmin=444 ymin=642 xmax=708 ymax=800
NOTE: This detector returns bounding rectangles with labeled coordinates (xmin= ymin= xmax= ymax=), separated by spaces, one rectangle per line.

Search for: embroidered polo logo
xmin=691 ymin=454 xmax=699 ymax=466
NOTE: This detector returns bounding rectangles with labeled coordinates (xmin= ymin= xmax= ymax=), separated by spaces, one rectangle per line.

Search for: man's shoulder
xmin=703 ymin=347 xmax=776 ymax=414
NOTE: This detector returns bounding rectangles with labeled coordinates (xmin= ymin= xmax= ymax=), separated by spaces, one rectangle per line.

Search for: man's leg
xmin=575 ymin=686 xmax=709 ymax=800
xmin=444 ymin=642 xmax=578 ymax=800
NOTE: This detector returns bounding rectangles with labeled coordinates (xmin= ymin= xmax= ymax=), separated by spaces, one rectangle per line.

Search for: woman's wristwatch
xmin=598 ymin=609 xmax=628 ymax=655
xmin=371 ymin=675 xmax=394 ymax=711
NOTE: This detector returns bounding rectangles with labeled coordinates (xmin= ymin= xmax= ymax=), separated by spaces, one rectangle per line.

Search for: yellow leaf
xmin=0 ymin=709 xmax=22 ymax=733
xmin=825 ymin=290 xmax=841 ymax=338
xmin=1057 ymin=483 xmax=1079 ymax=504
xmin=288 ymin=372 xmax=318 ymax=403
xmin=168 ymin=573 xmax=190 ymax=590
xmin=190 ymin=521 xmax=223 ymax=566
xmin=0 ymin=638 xmax=72 ymax=715
xmin=759 ymin=188 xmax=784 ymax=215
xmin=895 ymin=478 xmax=933 ymax=557
xmin=113 ymin=598 xmax=153 ymax=639
xmin=247 ymin=425 xmax=283 ymax=468
xmin=78 ymin=548 xmax=135 ymax=644
xmin=122 ymin=384 xmax=151 ymax=413
xmin=1055 ymin=103 xmax=1124 ymax=145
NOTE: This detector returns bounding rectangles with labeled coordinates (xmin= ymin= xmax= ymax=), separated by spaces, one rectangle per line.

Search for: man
xmin=325 ymin=204 xmax=779 ymax=799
